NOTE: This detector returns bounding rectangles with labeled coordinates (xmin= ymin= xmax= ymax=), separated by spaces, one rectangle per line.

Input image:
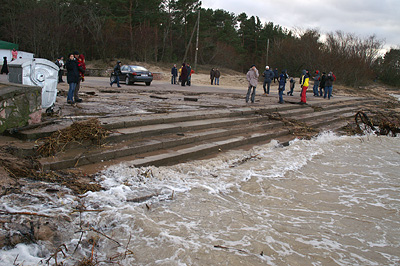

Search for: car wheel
xmin=146 ymin=82 xmax=151 ymax=86
xmin=125 ymin=76 xmax=130 ymax=85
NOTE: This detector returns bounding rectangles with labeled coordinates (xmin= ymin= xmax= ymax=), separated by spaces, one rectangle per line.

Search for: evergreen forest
xmin=1 ymin=0 xmax=399 ymax=86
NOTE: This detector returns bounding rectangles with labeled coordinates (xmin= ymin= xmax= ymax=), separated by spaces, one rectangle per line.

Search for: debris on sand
xmin=36 ymin=118 xmax=110 ymax=157
xmin=355 ymin=111 xmax=400 ymax=136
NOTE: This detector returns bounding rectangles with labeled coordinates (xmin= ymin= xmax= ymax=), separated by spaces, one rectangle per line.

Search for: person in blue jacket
xmin=278 ymin=70 xmax=289 ymax=104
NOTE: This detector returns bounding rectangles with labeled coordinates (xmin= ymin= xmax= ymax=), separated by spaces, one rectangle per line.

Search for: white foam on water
xmin=1 ymin=132 xmax=400 ymax=265
xmin=389 ymin=93 xmax=400 ymax=101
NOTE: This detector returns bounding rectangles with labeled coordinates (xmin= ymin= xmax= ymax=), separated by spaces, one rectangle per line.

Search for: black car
xmin=111 ymin=65 xmax=153 ymax=86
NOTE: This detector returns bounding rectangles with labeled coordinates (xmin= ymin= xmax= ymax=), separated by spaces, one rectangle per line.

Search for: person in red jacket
xmin=73 ymin=51 xmax=85 ymax=102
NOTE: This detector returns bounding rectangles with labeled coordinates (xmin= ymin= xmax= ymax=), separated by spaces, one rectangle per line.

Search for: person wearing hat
xmin=110 ymin=60 xmax=122 ymax=88
xmin=262 ymin=65 xmax=274 ymax=95
xmin=245 ymin=64 xmax=259 ymax=103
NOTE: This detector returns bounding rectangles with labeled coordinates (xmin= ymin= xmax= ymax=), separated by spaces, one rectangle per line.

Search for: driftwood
xmin=184 ymin=97 xmax=198 ymax=102
xmin=0 ymin=210 xmax=51 ymax=218
xmin=150 ymin=95 xmax=169 ymax=100
xmin=127 ymin=193 xmax=158 ymax=203
xmin=355 ymin=111 xmax=400 ymax=136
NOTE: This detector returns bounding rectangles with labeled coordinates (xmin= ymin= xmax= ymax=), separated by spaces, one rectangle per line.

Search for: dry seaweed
xmin=265 ymin=112 xmax=318 ymax=138
xmin=0 ymin=146 xmax=101 ymax=194
xmin=36 ymin=118 xmax=110 ymax=157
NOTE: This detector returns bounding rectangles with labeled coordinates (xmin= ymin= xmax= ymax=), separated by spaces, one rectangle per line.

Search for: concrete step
xmin=15 ymin=97 xmax=367 ymax=140
xmin=118 ymin=111 xmax=358 ymax=168
xmin=39 ymin=119 xmax=285 ymax=170
xmin=38 ymin=101 xmax=365 ymax=171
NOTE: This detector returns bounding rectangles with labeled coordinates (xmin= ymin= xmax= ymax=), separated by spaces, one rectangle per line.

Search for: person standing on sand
xmin=181 ymin=63 xmax=188 ymax=86
xmin=55 ymin=57 xmax=65 ymax=83
xmin=324 ymin=72 xmax=335 ymax=99
xmin=300 ymin=70 xmax=310 ymax=104
xmin=278 ymin=70 xmax=289 ymax=104
xmin=312 ymin=70 xmax=320 ymax=96
xmin=73 ymin=52 xmax=85 ymax=102
xmin=214 ymin=68 xmax=221 ymax=85
xmin=319 ymin=72 xmax=326 ymax=97
xmin=186 ymin=63 xmax=192 ymax=86
xmin=171 ymin=64 xmax=178 ymax=84
xmin=210 ymin=68 xmax=215 ymax=85
xmin=65 ymin=53 xmax=80 ymax=104
xmin=287 ymin=77 xmax=295 ymax=96
xmin=273 ymin=68 xmax=279 ymax=83
xmin=245 ymin=64 xmax=259 ymax=103
xmin=262 ymin=66 xmax=274 ymax=95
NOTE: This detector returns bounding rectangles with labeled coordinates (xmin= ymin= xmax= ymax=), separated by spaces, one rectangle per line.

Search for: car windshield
xmin=130 ymin=66 xmax=148 ymax=72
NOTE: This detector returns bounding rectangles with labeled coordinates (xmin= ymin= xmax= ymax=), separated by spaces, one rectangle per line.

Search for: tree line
xmin=1 ymin=0 xmax=398 ymax=87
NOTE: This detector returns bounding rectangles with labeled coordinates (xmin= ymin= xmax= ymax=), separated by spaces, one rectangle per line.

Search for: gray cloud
xmin=202 ymin=0 xmax=400 ymax=49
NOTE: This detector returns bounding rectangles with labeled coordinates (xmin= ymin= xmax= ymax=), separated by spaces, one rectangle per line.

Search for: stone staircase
xmin=15 ymin=97 xmax=373 ymax=171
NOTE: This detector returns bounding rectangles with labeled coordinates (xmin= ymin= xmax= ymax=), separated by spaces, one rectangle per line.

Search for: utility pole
xmin=194 ymin=8 xmax=200 ymax=71
xmin=266 ymin=38 xmax=269 ymax=66
xmin=183 ymin=15 xmax=198 ymax=63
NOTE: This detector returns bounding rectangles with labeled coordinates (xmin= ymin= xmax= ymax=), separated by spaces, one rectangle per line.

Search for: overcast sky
xmin=201 ymin=0 xmax=400 ymax=51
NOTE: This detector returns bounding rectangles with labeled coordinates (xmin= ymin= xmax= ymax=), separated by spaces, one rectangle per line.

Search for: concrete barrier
xmin=0 ymin=82 xmax=42 ymax=133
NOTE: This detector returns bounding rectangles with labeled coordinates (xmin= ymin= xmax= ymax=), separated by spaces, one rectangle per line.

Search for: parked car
xmin=110 ymin=65 xmax=153 ymax=86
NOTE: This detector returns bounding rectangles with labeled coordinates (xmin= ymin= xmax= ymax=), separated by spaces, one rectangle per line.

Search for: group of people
xmin=210 ymin=68 xmax=221 ymax=85
xmin=64 ymin=51 xmax=86 ymax=104
xmin=171 ymin=63 xmax=194 ymax=86
xmin=300 ymin=70 xmax=336 ymax=104
xmin=246 ymin=64 xmax=336 ymax=104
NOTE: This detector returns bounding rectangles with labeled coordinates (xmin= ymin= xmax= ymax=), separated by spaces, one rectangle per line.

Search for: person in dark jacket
xmin=324 ymin=72 xmax=335 ymax=99
xmin=278 ymin=70 xmax=289 ymax=104
xmin=186 ymin=63 xmax=192 ymax=86
xmin=273 ymin=68 xmax=279 ymax=83
xmin=171 ymin=64 xmax=178 ymax=84
xmin=1 ymin=57 xmax=8 ymax=75
xmin=181 ymin=63 xmax=188 ymax=86
xmin=319 ymin=72 xmax=326 ymax=97
xmin=262 ymin=65 xmax=274 ymax=95
xmin=65 ymin=53 xmax=80 ymax=104
xmin=210 ymin=68 xmax=215 ymax=85
xmin=110 ymin=60 xmax=122 ymax=88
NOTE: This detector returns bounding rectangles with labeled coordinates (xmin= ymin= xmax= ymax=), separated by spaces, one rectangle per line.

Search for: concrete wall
xmin=0 ymin=82 xmax=42 ymax=134
xmin=0 ymin=49 xmax=34 ymax=61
